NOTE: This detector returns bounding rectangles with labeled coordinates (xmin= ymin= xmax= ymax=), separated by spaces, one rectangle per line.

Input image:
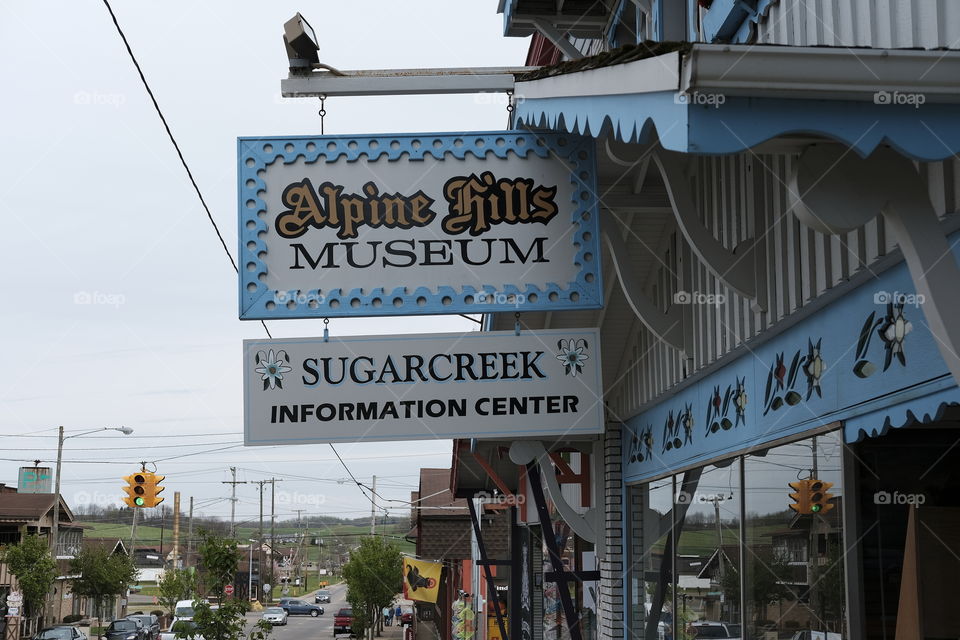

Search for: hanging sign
xmin=403 ymin=556 xmax=442 ymax=603
xmin=243 ymin=328 xmax=603 ymax=444
xmin=237 ymin=131 xmax=601 ymax=319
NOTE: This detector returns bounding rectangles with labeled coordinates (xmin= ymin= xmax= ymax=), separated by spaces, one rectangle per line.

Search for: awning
xmin=844 ymin=384 xmax=960 ymax=443
xmin=514 ymin=43 xmax=960 ymax=161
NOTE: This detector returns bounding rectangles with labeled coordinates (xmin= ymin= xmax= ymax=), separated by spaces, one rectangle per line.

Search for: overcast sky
xmin=0 ymin=1 xmax=529 ymax=524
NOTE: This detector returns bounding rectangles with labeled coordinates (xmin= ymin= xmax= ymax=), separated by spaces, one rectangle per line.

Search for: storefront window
xmin=743 ymin=431 xmax=846 ymax=639
xmin=675 ymin=461 xmax=742 ymax=637
xmin=629 ymin=477 xmax=675 ymax=640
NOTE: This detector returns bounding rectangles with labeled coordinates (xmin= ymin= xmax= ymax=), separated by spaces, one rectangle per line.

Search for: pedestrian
xmin=395 ymin=604 xmax=403 ymax=625
xmin=383 ymin=606 xmax=393 ymax=626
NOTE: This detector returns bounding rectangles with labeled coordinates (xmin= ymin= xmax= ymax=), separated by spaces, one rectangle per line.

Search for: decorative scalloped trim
xmin=845 ymin=394 xmax=960 ymax=443
xmin=238 ymin=131 xmax=603 ymax=319
xmin=516 ymin=94 xmax=960 ymax=162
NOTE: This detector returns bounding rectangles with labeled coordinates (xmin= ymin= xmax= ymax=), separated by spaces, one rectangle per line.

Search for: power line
xmin=100 ymin=0 xmax=271 ymax=340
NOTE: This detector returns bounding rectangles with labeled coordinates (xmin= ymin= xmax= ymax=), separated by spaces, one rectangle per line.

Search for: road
xmin=251 ymin=583 xmax=348 ymax=640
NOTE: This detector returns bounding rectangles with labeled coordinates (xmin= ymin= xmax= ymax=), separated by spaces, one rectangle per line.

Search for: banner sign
xmin=403 ymin=556 xmax=442 ymax=603
xmin=237 ymin=131 xmax=602 ymax=319
xmin=243 ymin=328 xmax=603 ymax=444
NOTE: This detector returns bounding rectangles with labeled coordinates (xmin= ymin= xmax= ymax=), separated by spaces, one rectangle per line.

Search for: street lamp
xmin=51 ymin=426 xmax=133 ymax=556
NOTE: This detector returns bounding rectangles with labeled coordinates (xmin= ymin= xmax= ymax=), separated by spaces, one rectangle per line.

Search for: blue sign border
xmin=237 ymin=130 xmax=602 ymax=319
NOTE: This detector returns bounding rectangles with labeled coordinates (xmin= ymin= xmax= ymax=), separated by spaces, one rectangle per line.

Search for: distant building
xmin=0 ymin=492 xmax=85 ymax=630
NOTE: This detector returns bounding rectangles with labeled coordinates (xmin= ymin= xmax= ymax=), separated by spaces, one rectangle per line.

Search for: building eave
xmin=514 ymin=44 xmax=960 ymax=161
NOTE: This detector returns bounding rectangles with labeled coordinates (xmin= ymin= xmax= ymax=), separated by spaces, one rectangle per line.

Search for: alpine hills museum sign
xmin=237 ymin=131 xmax=602 ymax=319
xmin=243 ymin=328 xmax=603 ymax=444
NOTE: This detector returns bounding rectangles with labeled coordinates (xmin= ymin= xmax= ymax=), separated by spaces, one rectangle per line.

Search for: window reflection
xmin=675 ymin=460 xmax=742 ymax=636
xmin=743 ymin=431 xmax=846 ymax=639
xmin=629 ymin=477 xmax=675 ymax=640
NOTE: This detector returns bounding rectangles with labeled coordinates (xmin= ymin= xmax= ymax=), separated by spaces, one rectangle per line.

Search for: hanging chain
xmin=323 ymin=317 xmax=330 ymax=342
xmin=506 ymin=90 xmax=515 ymax=114
xmin=318 ymin=95 xmax=327 ymax=134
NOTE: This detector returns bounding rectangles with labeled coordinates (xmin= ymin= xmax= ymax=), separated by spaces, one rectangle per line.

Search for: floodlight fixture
xmin=284 ymin=13 xmax=319 ymax=70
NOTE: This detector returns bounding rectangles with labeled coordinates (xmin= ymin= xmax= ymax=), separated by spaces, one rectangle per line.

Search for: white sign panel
xmin=244 ymin=329 xmax=603 ymax=444
xmin=238 ymin=131 xmax=602 ymax=319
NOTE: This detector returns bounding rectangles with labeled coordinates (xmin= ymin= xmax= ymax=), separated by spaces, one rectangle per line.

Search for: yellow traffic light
xmin=123 ymin=472 xmax=148 ymax=508
xmin=808 ymin=479 xmax=834 ymax=514
xmin=141 ymin=473 xmax=165 ymax=508
xmin=788 ymin=479 xmax=810 ymax=514
xmin=122 ymin=471 xmax=165 ymax=508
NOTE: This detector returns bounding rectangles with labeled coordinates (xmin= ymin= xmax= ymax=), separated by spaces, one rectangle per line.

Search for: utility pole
xmin=172 ymin=492 xmax=181 ymax=570
xmin=222 ymin=467 xmax=247 ymax=538
xmin=270 ymin=478 xmax=277 ymax=590
xmin=293 ymin=510 xmax=305 ymax=588
xmin=187 ymin=496 xmax=194 ymax=567
xmin=705 ymin=495 xmax=726 ymax=620
xmin=254 ymin=478 xmax=281 ymax=601
xmin=369 ymin=475 xmax=377 ymax=535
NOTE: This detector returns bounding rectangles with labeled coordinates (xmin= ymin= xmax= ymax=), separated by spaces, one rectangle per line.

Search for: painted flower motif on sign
xmin=733 ymin=377 xmax=747 ymax=426
xmin=556 ymin=338 xmax=589 ymax=377
xmin=705 ymin=376 xmax=747 ymax=436
xmin=255 ymin=349 xmax=292 ymax=390
xmin=628 ymin=425 xmax=654 ymax=463
xmin=853 ymin=302 xmax=914 ymax=377
xmin=804 ymin=338 xmax=826 ymax=400
xmin=880 ymin=303 xmax=913 ymax=369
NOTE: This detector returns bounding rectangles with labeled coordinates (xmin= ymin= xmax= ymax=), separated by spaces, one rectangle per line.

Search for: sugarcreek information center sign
xmin=243 ymin=328 xmax=603 ymax=444
xmin=238 ymin=131 xmax=602 ymax=319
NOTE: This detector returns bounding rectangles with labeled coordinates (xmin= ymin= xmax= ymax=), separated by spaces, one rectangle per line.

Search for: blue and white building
xmin=289 ymin=3 xmax=960 ymax=639
xmin=478 ymin=3 xmax=960 ymax=640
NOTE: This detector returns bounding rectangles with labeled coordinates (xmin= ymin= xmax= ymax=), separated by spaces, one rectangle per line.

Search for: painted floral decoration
xmin=734 ymin=378 xmax=748 ymax=425
xmin=556 ymin=338 xmax=589 ymax=377
xmin=880 ymin=303 xmax=913 ymax=369
xmin=804 ymin=338 xmax=826 ymax=399
xmin=255 ymin=349 xmax=292 ymax=390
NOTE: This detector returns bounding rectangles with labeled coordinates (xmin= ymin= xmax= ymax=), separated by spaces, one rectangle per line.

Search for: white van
xmin=173 ymin=600 xmax=196 ymax=623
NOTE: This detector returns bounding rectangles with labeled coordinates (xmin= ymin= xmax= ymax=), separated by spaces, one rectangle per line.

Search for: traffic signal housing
xmin=808 ymin=479 xmax=835 ymax=514
xmin=788 ymin=478 xmax=835 ymax=515
xmin=123 ymin=471 xmax=165 ymax=508
xmin=788 ymin=479 xmax=810 ymax=514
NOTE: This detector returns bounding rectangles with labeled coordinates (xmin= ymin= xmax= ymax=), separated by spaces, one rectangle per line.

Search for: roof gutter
xmin=514 ymin=44 xmax=960 ymax=104
xmin=683 ymin=44 xmax=960 ymax=102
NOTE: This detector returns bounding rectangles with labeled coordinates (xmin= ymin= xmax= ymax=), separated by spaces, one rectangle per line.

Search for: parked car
xmin=127 ymin=615 xmax=160 ymax=640
xmin=34 ymin=627 xmax=87 ymax=640
xmin=279 ymin=598 xmax=323 ymax=617
xmin=333 ymin=607 xmax=353 ymax=636
xmin=261 ymin=607 xmax=289 ymax=626
xmin=173 ymin=600 xmax=196 ymax=624
xmin=105 ymin=619 xmax=146 ymax=640
xmin=399 ymin=607 xmax=415 ymax=626
xmin=790 ymin=632 xmax=842 ymax=640
xmin=315 ymin=590 xmax=331 ymax=604
xmin=689 ymin=622 xmax=742 ymax=640
xmin=159 ymin=621 xmax=203 ymax=640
